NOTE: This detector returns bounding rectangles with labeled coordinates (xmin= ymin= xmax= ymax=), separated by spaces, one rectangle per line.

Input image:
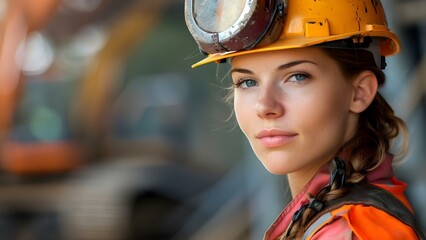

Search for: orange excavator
xmin=0 ymin=0 xmax=174 ymax=175
xmin=0 ymin=0 xmax=73 ymax=174
xmin=0 ymin=1 xmax=221 ymax=239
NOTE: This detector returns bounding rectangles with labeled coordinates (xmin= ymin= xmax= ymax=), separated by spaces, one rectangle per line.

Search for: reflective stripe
xmin=302 ymin=212 xmax=332 ymax=240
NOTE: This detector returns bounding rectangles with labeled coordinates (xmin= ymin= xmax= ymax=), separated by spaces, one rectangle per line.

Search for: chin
xmin=260 ymin=160 xmax=294 ymax=175
xmin=255 ymin=151 xmax=295 ymax=175
xmin=264 ymin=166 xmax=292 ymax=175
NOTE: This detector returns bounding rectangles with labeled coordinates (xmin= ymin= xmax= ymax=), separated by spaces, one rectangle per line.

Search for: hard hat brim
xmin=191 ymin=29 xmax=400 ymax=68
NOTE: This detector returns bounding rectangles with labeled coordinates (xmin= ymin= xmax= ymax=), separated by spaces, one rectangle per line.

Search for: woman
xmin=185 ymin=0 xmax=425 ymax=239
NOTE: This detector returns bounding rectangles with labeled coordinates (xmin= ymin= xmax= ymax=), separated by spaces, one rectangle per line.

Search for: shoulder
xmin=309 ymin=217 xmax=357 ymax=240
xmin=307 ymin=204 xmax=418 ymax=240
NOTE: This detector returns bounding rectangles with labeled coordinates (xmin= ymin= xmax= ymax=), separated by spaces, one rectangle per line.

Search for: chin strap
xmin=327 ymin=157 xmax=346 ymax=191
xmin=284 ymin=157 xmax=346 ymax=238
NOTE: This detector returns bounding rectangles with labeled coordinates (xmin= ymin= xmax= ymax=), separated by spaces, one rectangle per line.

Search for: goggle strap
xmin=249 ymin=0 xmax=286 ymax=50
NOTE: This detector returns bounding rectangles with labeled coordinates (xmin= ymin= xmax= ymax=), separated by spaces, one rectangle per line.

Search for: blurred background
xmin=0 ymin=0 xmax=424 ymax=239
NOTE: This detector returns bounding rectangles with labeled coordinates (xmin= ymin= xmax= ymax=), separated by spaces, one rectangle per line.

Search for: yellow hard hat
xmin=185 ymin=0 xmax=400 ymax=68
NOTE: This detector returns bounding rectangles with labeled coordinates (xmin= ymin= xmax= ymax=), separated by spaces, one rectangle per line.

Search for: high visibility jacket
xmin=304 ymin=179 xmax=421 ymax=239
xmin=264 ymin=156 xmax=423 ymax=240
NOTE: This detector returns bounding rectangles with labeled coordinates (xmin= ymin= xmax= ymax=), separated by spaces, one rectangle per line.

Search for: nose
xmin=255 ymin=85 xmax=284 ymax=119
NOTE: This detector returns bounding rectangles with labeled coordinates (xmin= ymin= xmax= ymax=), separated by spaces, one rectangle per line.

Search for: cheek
xmin=297 ymin=87 xmax=351 ymax=145
xmin=234 ymin=94 xmax=249 ymax=134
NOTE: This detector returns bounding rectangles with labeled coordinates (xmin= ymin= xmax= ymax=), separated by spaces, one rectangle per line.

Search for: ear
xmin=349 ymin=70 xmax=378 ymax=113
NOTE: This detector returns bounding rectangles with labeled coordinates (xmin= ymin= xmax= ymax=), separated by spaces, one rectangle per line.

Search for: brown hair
xmin=282 ymin=48 xmax=409 ymax=239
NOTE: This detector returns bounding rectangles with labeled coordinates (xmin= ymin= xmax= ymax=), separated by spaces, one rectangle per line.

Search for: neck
xmin=287 ymin=167 xmax=319 ymax=198
xmin=287 ymin=155 xmax=336 ymax=197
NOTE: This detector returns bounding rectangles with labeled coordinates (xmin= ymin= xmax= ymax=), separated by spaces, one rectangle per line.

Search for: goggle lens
xmin=194 ymin=0 xmax=247 ymax=33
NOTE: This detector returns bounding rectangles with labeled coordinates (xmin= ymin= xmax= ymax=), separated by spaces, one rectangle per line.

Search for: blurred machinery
xmin=0 ymin=0 xmax=223 ymax=239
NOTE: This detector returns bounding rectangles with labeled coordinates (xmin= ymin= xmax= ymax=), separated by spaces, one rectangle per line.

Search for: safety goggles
xmin=184 ymin=0 xmax=287 ymax=54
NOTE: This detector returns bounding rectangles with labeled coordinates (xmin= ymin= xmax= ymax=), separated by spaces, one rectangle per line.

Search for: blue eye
xmin=295 ymin=74 xmax=306 ymax=80
xmin=234 ymin=79 xmax=258 ymax=88
xmin=243 ymin=79 xmax=257 ymax=87
xmin=288 ymin=73 xmax=310 ymax=82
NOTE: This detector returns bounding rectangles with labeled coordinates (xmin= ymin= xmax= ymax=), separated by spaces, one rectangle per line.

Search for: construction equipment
xmin=0 ymin=0 xmax=219 ymax=239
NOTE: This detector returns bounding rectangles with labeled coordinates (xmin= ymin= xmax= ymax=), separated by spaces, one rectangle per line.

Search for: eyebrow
xmin=231 ymin=60 xmax=318 ymax=74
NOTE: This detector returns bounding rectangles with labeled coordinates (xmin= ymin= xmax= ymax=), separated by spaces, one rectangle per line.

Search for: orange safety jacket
xmin=264 ymin=156 xmax=424 ymax=240
xmin=303 ymin=180 xmax=422 ymax=239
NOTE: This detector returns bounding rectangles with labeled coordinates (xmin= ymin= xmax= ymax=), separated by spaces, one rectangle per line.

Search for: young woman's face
xmin=231 ymin=48 xmax=358 ymax=176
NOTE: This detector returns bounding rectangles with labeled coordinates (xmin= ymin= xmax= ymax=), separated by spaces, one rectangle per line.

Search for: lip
xmin=256 ymin=129 xmax=298 ymax=148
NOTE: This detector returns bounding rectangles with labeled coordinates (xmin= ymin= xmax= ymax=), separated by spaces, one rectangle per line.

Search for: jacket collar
xmin=264 ymin=155 xmax=394 ymax=240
